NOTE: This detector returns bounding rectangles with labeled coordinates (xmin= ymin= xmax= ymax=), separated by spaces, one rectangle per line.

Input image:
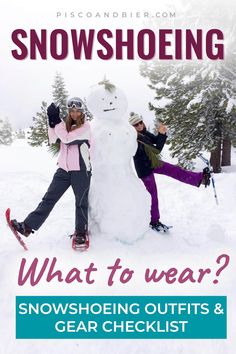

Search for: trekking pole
xmin=197 ymin=153 xmax=219 ymax=205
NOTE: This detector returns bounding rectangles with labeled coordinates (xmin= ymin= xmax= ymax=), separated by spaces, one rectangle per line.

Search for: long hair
xmin=137 ymin=122 xmax=147 ymax=139
xmin=65 ymin=112 xmax=85 ymax=132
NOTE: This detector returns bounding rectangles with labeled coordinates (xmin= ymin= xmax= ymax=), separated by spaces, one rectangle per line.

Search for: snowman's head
xmin=87 ymin=80 xmax=128 ymax=121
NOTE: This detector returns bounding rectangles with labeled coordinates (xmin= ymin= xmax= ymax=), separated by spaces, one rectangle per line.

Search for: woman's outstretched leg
xmin=153 ymin=161 xmax=203 ymax=187
xmin=24 ymin=168 xmax=71 ymax=231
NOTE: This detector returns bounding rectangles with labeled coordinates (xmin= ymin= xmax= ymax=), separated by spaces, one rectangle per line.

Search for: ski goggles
xmin=67 ymin=99 xmax=83 ymax=109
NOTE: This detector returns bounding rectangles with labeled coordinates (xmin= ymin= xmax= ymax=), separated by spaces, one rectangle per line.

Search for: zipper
xmin=66 ymin=145 xmax=69 ymax=171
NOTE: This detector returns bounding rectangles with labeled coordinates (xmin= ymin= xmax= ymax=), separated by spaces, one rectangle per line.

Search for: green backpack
xmin=138 ymin=140 xmax=163 ymax=169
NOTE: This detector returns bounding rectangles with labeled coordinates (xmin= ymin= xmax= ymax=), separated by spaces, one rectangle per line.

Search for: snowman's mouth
xmin=103 ymin=108 xmax=116 ymax=112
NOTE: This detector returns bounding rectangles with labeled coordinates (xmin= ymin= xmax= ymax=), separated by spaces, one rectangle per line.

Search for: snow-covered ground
xmin=0 ymin=140 xmax=235 ymax=354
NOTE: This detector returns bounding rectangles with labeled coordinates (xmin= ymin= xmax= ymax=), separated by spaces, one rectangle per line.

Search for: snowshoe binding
xmin=71 ymin=231 xmax=89 ymax=251
xmin=150 ymin=221 xmax=173 ymax=233
xmin=201 ymin=167 xmax=211 ymax=188
xmin=10 ymin=219 xmax=33 ymax=237
xmin=197 ymin=153 xmax=219 ymax=205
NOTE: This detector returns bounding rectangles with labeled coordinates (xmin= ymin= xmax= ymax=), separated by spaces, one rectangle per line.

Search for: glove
xmin=47 ymin=103 xmax=61 ymax=128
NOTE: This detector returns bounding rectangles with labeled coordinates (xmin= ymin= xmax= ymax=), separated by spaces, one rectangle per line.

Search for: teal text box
xmin=16 ymin=296 xmax=227 ymax=339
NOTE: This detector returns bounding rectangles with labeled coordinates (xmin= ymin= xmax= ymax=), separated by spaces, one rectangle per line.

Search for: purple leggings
xmin=141 ymin=161 xmax=203 ymax=222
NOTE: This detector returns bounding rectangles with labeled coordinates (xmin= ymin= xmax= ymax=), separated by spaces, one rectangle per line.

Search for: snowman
xmin=87 ymin=79 xmax=150 ymax=243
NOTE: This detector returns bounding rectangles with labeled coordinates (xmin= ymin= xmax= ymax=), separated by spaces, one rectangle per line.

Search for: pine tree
xmin=52 ymin=72 xmax=68 ymax=119
xmin=0 ymin=118 xmax=13 ymax=145
xmin=27 ymin=101 xmax=50 ymax=147
xmin=83 ymin=98 xmax=93 ymax=120
xmin=140 ymin=60 xmax=236 ymax=172
xmin=15 ymin=129 xmax=26 ymax=139
xmin=139 ymin=0 xmax=236 ymax=172
xmin=47 ymin=72 xmax=68 ymax=157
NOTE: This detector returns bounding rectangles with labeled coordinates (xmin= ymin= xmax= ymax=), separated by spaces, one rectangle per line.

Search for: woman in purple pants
xmin=129 ymin=113 xmax=211 ymax=232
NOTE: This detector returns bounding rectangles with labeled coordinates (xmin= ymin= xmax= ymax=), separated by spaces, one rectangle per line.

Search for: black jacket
xmin=133 ymin=129 xmax=167 ymax=178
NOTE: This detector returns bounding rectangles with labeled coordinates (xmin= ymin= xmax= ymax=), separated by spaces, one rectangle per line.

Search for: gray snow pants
xmin=24 ymin=168 xmax=91 ymax=233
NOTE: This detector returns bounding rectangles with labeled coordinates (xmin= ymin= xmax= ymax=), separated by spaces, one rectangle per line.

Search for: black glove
xmin=47 ymin=103 xmax=61 ymax=128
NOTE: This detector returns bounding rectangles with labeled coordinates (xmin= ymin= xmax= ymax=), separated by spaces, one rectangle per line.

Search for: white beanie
xmin=128 ymin=113 xmax=142 ymax=126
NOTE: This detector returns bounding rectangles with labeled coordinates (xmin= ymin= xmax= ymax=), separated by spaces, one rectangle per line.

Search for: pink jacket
xmin=48 ymin=121 xmax=91 ymax=172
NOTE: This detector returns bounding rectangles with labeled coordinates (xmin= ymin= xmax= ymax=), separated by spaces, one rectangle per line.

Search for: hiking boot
xmin=150 ymin=220 xmax=166 ymax=232
xmin=70 ymin=231 xmax=89 ymax=250
xmin=11 ymin=220 xmax=34 ymax=237
xmin=75 ymin=231 xmax=87 ymax=246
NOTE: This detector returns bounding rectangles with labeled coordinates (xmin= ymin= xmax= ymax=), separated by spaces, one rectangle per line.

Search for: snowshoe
xmin=201 ymin=167 xmax=211 ymax=188
xmin=70 ymin=231 xmax=89 ymax=251
xmin=5 ymin=208 xmax=29 ymax=251
xmin=150 ymin=221 xmax=173 ymax=233
xmin=197 ymin=153 xmax=219 ymax=205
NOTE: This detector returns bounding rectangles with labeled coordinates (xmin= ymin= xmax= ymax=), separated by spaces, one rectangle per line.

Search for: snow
xmin=226 ymin=97 xmax=236 ymax=114
xmin=186 ymin=92 xmax=203 ymax=109
xmin=0 ymin=140 xmax=236 ymax=353
xmin=182 ymin=74 xmax=196 ymax=84
xmin=154 ymin=97 xmax=172 ymax=108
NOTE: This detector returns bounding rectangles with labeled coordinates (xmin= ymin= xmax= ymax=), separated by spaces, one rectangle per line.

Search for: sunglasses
xmin=133 ymin=121 xmax=143 ymax=127
xmin=67 ymin=99 xmax=83 ymax=109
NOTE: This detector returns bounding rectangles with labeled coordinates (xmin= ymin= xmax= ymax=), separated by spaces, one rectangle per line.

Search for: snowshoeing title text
xmin=10 ymin=28 xmax=224 ymax=60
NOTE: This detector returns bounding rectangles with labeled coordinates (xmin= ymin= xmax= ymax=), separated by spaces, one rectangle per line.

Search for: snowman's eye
xmin=102 ymin=98 xmax=105 ymax=101
xmin=114 ymin=96 xmax=117 ymax=99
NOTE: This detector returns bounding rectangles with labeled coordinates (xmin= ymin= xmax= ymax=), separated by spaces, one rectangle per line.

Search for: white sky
xmin=0 ymin=0 xmax=233 ymax=129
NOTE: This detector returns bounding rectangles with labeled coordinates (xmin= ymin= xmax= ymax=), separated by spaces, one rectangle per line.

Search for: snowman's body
xmin=87 ymin=84 xmax=150 ymax=242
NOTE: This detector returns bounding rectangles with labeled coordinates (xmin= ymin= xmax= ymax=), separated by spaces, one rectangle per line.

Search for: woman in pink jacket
xmin=11 ymin=97 xmax=91 ymax=248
